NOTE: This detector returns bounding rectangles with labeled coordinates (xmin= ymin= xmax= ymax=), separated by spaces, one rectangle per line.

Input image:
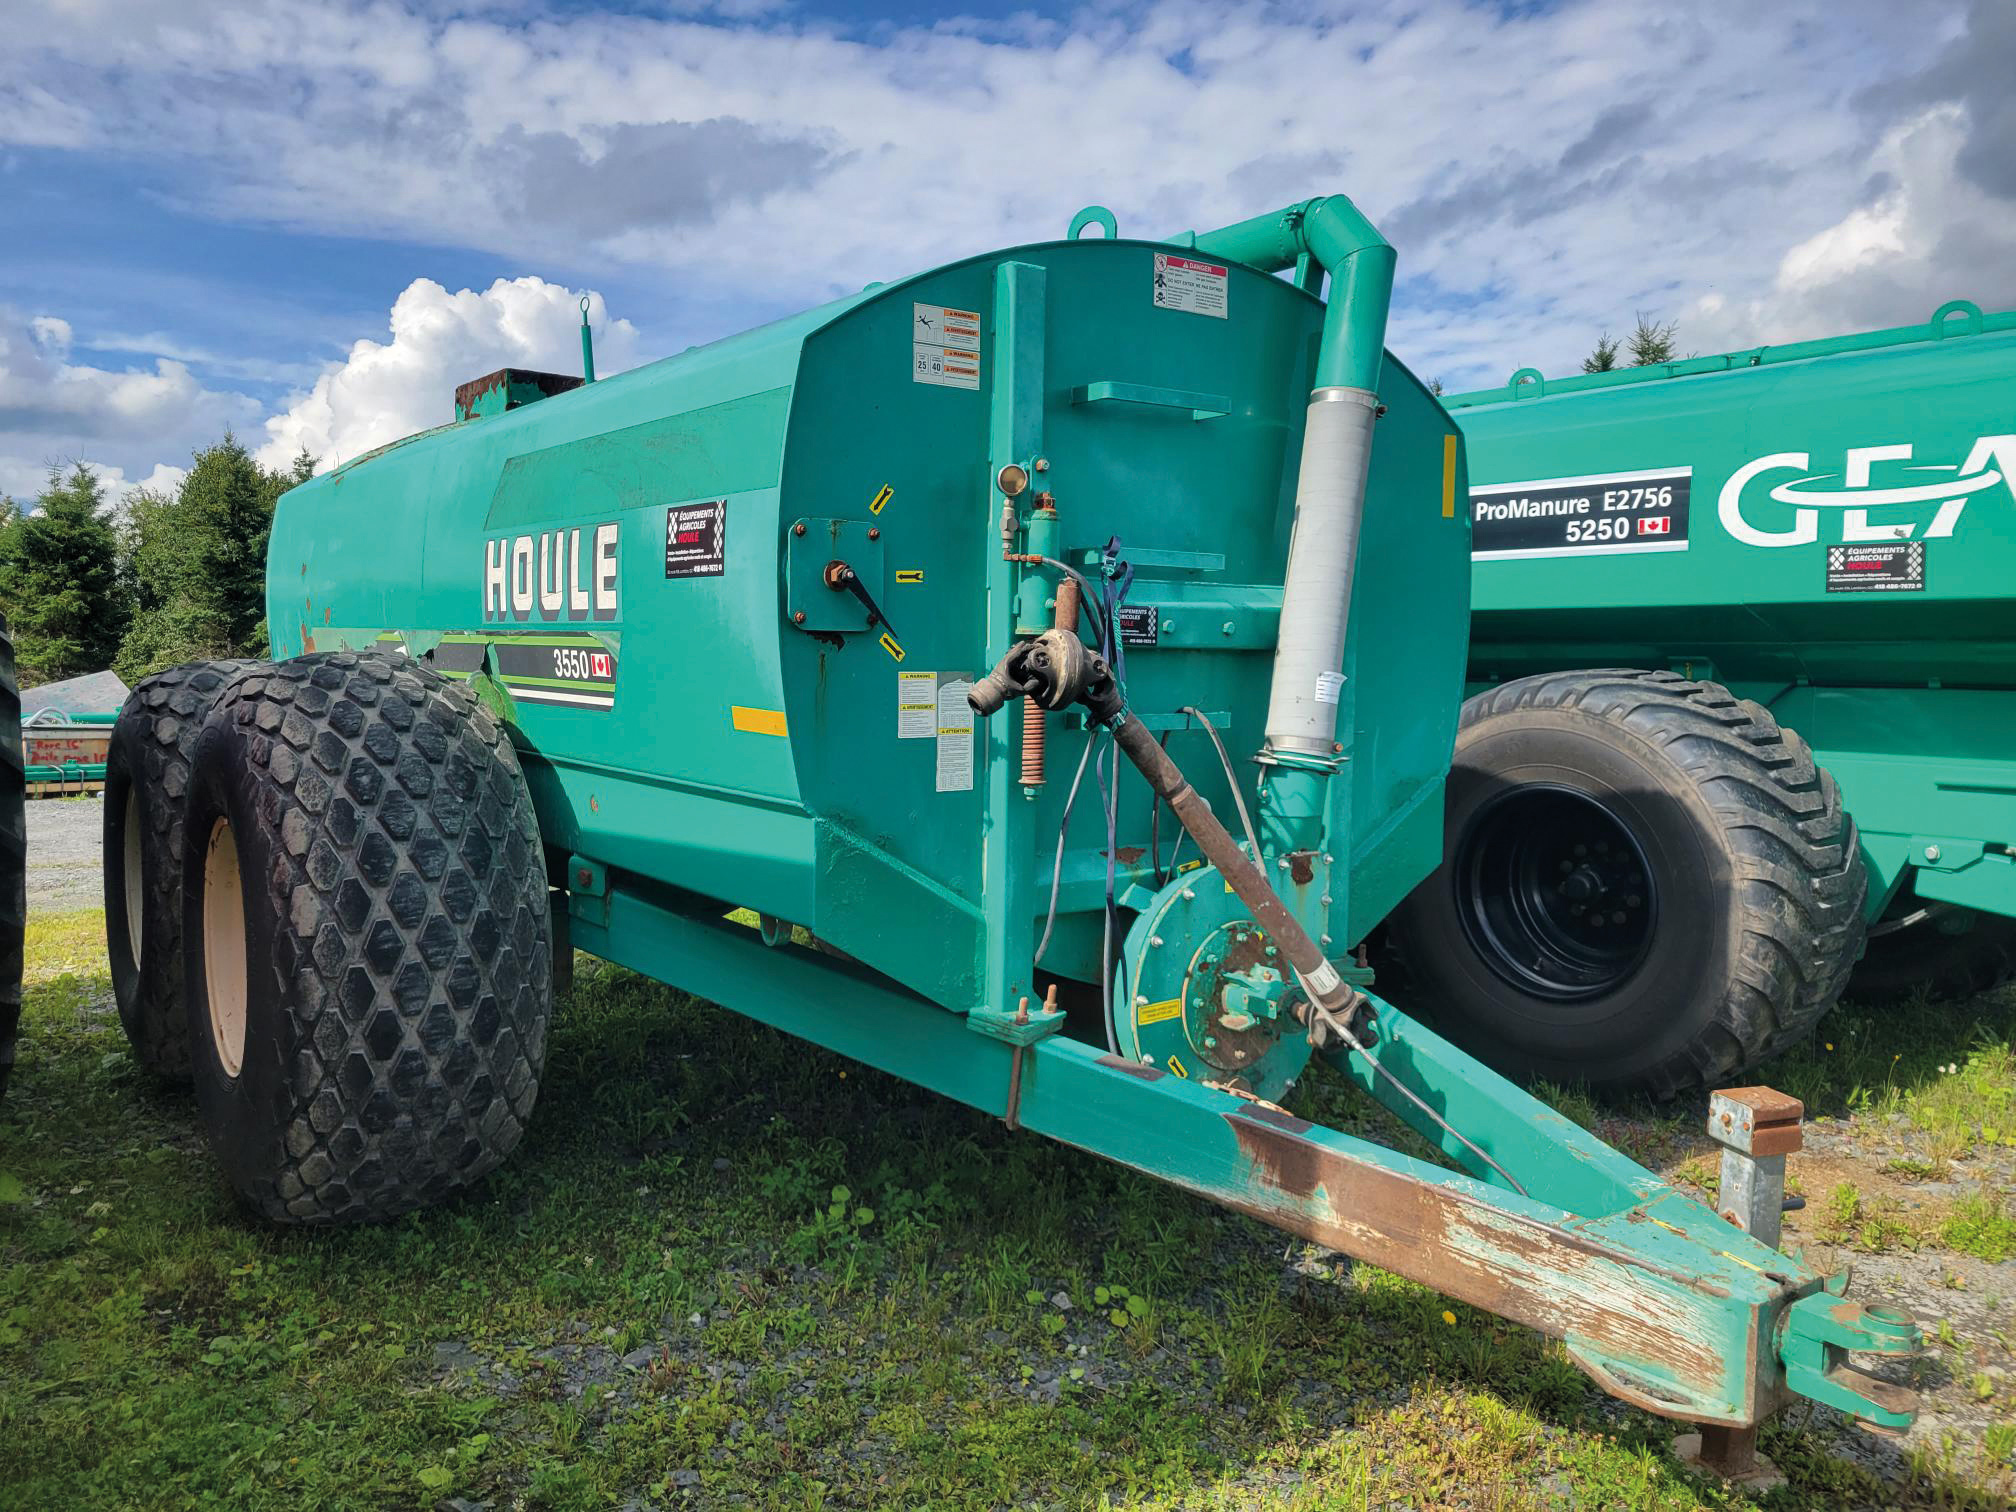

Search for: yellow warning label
xmin=1166 ymin=1055 xmax=1190 ymax=1079
xmin=1137 ymin=997 xmax=1183 ymax=1026
xmin=731 ymin=706 xmax=789 ymax=737
xmin=1442 ymin=433 xmax=1458 ymax=519
xmin=895 ymin=569 xmax=924 ymax=584
xmin=879 ymin=632 xmax=906 ymax=662
xmin=869 ymin=484 xmax=894 ymax=516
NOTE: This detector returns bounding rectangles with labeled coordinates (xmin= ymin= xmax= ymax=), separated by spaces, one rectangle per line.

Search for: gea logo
xmin=1719 ymin=437 xmax=2016 ymax=547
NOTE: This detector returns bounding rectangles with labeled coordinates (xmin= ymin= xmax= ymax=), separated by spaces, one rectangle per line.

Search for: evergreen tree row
xmin=0 ymin=436 xmax=314 ymax=689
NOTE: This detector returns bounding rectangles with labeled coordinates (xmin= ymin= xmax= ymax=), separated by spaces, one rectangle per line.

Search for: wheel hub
xmin=1456 ymin=784 xmax=1659 ymax=1002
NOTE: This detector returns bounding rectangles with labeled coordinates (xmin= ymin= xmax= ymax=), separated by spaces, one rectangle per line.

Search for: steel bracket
xmin=1778 ymin=1293 xmax=1919 ymax=1430
xmin=966 ymin=1000 xmax=1065 ymax=1047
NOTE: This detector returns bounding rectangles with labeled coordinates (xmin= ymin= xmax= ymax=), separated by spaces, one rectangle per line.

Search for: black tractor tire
xmin=181 ymin=651 xmax=552 ymax=1224
xmin=1381 ymin=669 xmax=1866 ymax=1098
xmin=0 ymin=620 xmax=23 ymax=1102
xmin=1846 ymin=899 xmax=2016 ymax=1004
xmin=104 ymin=659 xmax=260 ymax=1080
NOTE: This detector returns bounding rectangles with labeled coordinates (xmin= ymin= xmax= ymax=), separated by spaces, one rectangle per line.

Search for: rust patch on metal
xmin=454 ymin=367 xmax=583 ymax=418
xmin=1112 ymin=845 xmax=1145 ymax=864
xmin=1097 ymin=1054 xmax=1165 ymax=1082
xmin=1222 ymin=1109 xmax=1744 ymax=1417
xmin=454 ymin=369 xmax=511 ymax=414
xmin=1238 ymin=1103 xmax=1312 ymax=1135
xmin=1287 ymin=849 xmax=1317 ymax=886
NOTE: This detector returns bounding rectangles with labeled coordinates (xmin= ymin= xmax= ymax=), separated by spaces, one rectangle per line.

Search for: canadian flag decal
xmin=1638 ymin=516 xmax=1672 ymax=536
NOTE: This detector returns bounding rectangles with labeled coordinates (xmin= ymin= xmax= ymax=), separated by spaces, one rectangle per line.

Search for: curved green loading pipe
xmin=1167 ymin=195 xmax=1401 ymax=903
xmin=1176 ymin=196 xmax=1396 ymax=392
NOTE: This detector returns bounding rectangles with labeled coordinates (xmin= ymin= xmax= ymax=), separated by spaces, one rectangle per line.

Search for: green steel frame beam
xmin=572 ymin=877 xmax=1915 ymax=1432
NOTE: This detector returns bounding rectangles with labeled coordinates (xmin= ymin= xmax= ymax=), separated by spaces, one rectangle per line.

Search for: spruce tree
xmin=116 ymin=436 xmax=313 ymax=681
xmin=1627 ymin=314 xmax=1679 ymax=366
xmin=0 ymin=466 xmax=131 ymax=684
xmin=1582 ymin=332 xmax=1621 ymax=373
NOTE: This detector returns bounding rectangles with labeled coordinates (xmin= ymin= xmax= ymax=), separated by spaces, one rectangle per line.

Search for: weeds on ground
xmin=0 ymin=909 xmax=2010 ymax=1508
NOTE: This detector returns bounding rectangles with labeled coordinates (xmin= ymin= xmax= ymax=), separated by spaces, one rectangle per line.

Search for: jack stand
xmin=1675 ymin=1086 xmax=1804 ymax=1489
xmin=1674 ymin=1423 xmax=1785 ymax=1491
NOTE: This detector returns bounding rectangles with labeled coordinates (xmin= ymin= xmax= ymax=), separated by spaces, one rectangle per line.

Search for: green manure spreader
xmin=1395 ymin=301 xmax=2016 ymax=1099
xmin=87 ymin=199 xmax=1916 ymax=1440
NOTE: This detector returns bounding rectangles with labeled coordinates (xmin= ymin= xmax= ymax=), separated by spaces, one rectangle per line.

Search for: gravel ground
xmin=27 ymin=794 xmax=104 ymax=914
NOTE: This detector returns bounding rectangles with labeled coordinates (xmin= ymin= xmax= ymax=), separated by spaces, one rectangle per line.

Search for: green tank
xmin=83 ymin=200 xmax=1918 ymax=1442
xmin=1388 ymin=301 xmax=2016 ymax=1093
xmin=268 ymin=232 xmax=1462 ymax=1011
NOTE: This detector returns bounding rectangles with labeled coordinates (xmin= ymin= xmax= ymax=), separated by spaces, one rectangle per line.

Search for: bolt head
xmin=793 ymin=521 xmax=807 ymax=536
xmin=867 ymin=527 xmax=880 ymax=540
xmin=1925 ymin=844 xmax=1942 ymax=862
xmin=576 ymin=867 xmax=592 ymax=886
xmin=1034 ymin=457 xmax=1050 ymax=471
xmin=793 ymin=611 xmax=806 ymax=625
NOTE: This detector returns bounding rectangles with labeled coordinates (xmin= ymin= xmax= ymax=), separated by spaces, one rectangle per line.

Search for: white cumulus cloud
xmin=256 ymin=276 xmax=639 ymax=472
xmin=0 ymin=306 xmax=261 ymax=506
xmin=1684 ymin=105 xmax=2016 ymax=351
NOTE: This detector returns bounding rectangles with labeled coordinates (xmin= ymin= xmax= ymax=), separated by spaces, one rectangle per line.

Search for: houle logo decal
xmin=1718 ymin=437 xmax=2016 ymax=547
xmin=483 ymin=522 xmax=621 ymax=623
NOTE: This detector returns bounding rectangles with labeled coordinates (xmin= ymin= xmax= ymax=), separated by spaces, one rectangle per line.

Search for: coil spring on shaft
xmin=1020 ymin=697 xmax=1046 ymax=786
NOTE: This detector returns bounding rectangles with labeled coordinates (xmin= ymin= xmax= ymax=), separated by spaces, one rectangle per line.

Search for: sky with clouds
xmin=2 ymin=0 xmax=2012 ymax=504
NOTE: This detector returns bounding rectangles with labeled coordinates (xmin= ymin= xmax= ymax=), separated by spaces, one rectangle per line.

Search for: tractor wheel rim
xmin=122 ymin=790 xmax=144 ymax=966
xmin=202 ymin=816 xmax=249 ymax=1078
xmin=1455 ymin=783 xmax=1658 ymax=1003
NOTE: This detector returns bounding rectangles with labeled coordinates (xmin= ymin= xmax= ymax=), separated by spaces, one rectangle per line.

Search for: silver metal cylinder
xmin=1263 ymin=386 xmax=1379 ymax=757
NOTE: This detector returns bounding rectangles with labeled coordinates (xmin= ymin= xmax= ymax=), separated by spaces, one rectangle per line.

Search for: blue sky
xmin=2 ymin=0 xmax=2010 ymax=500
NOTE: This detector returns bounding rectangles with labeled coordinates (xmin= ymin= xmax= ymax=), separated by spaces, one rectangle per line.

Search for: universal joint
xmin=969 ymin=628 xmax=1122 ymax=723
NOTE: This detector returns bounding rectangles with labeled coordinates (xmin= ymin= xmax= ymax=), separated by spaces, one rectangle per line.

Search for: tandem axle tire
xmin=182 ymin=651 xmax=553 ymax=1224
xmin=1383 ymin=669 xmax=1866 ymax=1097
xmin=104 ymin=659 xmax=260 ymax=1080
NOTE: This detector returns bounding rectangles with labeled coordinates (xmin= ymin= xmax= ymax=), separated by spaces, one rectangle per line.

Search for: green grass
xmin=0 ymin=909 xmax=2010 ymax=1508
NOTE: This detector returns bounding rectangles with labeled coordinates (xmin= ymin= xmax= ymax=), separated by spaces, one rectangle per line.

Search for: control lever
xmin=824 ymin=560 xmax=897 ymax=638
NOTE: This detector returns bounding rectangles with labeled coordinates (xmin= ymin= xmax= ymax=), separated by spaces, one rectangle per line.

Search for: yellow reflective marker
xmin=1137 ymin=997 xmax=1183 ymax=1026
xmin=895 ymin=569 xmax=924 ymax=584
xmin=1442 ymin=433 xmax=1459 ymax=518
xmin=879 ymin=632 xmax=905 ymax=662
xmin=730 ymin=705 xmax=789 ymax=737
xmin=869 ymin=484 xmax=894 ymax=516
